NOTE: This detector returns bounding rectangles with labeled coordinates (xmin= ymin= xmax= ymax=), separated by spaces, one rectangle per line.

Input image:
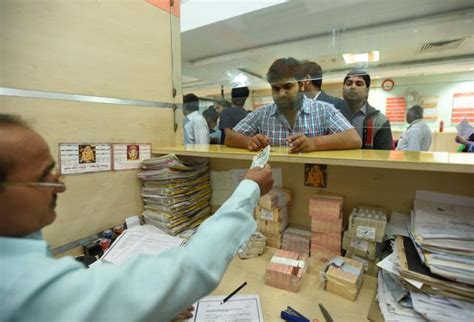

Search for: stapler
xmin=280 ymin=306 xmax=310 ymax=322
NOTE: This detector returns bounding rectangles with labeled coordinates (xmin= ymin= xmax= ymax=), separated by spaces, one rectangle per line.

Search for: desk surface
xmin=211 ymin=248 xmax=377 ymax=322
xmin=152 ymin=145 xmax=474 ymax=174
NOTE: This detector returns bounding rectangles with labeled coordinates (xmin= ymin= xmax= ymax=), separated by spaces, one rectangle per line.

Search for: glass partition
xmin=179 ymin=0 xmax=474 ymax=152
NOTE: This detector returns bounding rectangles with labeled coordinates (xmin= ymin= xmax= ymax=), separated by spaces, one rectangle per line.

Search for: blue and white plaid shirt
xmin=233 ymin=96 xmax=353 ymax=146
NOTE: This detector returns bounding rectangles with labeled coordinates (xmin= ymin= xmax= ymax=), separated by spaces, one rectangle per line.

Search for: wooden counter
xmin=153 ymin=145 xmax=474 ymax=174
xmin=212 ymin=247 xmax=377 ymax=321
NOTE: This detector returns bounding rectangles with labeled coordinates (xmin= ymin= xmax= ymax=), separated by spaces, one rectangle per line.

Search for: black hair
xmin=203 ymin=106 xmax=219 ymax=123
xmin=183 ymin=93 xmax=199 ymax=112
xmin=216 ymin=99 xmax=231 ymax=109
xmin=266 ymin=57 xmax=304 ymax=84
xmin=231 ymin=87 xmax=250 ymax=107
xmin=302 ymin=60 xmax=323 ymax=89
xmin=408 ymin=105 xmax=424 ymax=119
xmin=0 ymin=114 xmax=30 ymax=184
xmin=344 ymin=69 xmax=371 ymax=88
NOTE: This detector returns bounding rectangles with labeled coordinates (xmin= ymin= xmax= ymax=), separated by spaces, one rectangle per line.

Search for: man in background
xmin=342 ymin=69 xmax=393 ymax=150
xmin=396 ymin=105 xmax=432 ymax=151
xmin=219 ymin=86 xmax=250 ymax=144
xmin=225 ymin=57 xmax=361 ymax=153
xmin=203 ymin=106 xmax=220 ymax=144
xmin=183 ymin=93 xmax=209 ymax=145
xmin=301 ymin=60 xmax=352 ymax=122
xmin=0 ymin=114 xmax=274 ymax=321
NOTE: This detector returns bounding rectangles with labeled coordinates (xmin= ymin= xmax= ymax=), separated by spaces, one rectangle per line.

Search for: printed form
xmin=190 ymin=294 xmax=263 ymax=322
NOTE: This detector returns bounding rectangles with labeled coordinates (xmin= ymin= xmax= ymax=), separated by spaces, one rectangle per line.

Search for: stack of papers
xmin=376 ymin=239 xmax=473 ymax=321
xmin=100 ymin=224 xmax=184 ymax=265
xmin=138 ymin=155 xmax=212 ymax=236
xmin=410 ymin=191 xmax=474 ymax=285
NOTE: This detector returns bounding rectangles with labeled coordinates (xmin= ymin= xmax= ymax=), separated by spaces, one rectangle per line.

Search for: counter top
xmin=211 ymin=248 xmax=377 ymax=321
xmin=152 ymin=145 xmax=474 ymax=174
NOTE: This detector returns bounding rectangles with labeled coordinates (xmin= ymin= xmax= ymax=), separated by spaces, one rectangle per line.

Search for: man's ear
xmin=298 ymin=81 xmax=305 ymax=92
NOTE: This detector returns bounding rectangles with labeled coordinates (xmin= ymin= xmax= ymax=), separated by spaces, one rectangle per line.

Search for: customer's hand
xmin=244 ymin=164 xmax=274 ymax=195
xmin=171 ymin=305 xmax=195 ymax=321
xmin=247 ymin=134 xmax=269 ymax=151
xmin=287 ymin=134 xmax=316 ymax=153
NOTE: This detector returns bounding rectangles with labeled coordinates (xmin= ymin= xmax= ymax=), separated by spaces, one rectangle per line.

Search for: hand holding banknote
xmin=244 ymin=164 xmax=274 ymax=195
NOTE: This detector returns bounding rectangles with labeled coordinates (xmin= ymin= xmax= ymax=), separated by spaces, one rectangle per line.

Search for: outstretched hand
xmin=244 ymin=164 xmax=274 ymax=195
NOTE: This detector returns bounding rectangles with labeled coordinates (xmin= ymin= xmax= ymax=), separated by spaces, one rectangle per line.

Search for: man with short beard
xmin=224 ymin=57 xmax=361 ymax=153
xmin=342 ymin=69 xmax=393 ymax=150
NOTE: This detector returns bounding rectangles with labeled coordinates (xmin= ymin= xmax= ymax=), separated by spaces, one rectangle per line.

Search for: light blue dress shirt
xmin=0 ymin=180 xmax=260 ymax=322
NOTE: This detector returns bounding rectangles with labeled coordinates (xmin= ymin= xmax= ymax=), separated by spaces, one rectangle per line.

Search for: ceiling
xmin=180 ymin=0 xmax=474 ymax=94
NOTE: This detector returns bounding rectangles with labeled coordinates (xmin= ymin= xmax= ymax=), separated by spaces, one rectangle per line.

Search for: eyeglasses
xmin=3 ymin=181 xmax=66 ymax=190
xmin=2 ymin=171 xmax=66 ymax=191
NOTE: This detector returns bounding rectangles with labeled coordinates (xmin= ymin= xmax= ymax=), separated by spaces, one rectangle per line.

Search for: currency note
xmin=250 ymin=145 xmax=270 ymax=169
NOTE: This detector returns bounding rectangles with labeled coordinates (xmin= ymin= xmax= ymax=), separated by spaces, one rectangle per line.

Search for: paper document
xmin=386 ymin=212 xmax=410 ymax=237
xmin=456 ymin=118 xmax=474 ymax=138
xmin=101 ymin=226 xmax=184 ymax=265
xmin=190 ymin=294 xmax=263 ymax=322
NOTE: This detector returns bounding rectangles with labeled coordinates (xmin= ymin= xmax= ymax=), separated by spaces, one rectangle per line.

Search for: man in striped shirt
xmin=225 ymin=58 xmax=361 ymax=153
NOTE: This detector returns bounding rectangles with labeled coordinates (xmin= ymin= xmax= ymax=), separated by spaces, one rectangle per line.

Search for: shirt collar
xmin=185 ymin=110 xmax=200 ymax=121
xmin=353 ymin=103 xmax=367 ymax=116
xmin=407 ymin=118 xmax=422 ymax=129
xmin=270 ymin=94 xmax=306 ymax=116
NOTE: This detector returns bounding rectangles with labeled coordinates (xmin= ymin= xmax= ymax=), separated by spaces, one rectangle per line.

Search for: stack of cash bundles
xmin=255 ymin=187 xmax=292 ymax=248
xmin=309 ymin=193 xmax=344 ymax=262
xmin=343 ymin=206 xmax=387 ymax=276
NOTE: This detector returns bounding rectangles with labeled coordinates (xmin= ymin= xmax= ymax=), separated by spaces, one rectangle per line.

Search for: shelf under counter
xmin=152 ymin=145 xmax=474 ymax=174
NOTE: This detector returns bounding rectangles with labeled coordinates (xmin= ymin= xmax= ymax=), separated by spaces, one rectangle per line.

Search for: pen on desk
xmin=220 ymin=281 xmax=247 ymax=304
xmin=318 ymin=304 xmax=333 ymax=322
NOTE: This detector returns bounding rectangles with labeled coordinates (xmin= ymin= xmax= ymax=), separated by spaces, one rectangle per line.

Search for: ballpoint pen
xmin=220 ymin=281 xmax=247 ymax=304
xmin=319 ymin=304 xmax=334 ymax=322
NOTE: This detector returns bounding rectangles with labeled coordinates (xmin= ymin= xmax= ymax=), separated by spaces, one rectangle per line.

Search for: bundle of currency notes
xmin=238 ymin=231 xmax=267 ymax=259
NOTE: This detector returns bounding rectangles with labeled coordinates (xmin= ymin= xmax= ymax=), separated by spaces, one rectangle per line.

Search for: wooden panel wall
xmin=1 ymin=1 xmax=182 ymax=247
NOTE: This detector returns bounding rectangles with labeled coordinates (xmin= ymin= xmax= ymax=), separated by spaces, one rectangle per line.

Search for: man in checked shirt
xmin=224 ymin=57 xmax=361 ymax=153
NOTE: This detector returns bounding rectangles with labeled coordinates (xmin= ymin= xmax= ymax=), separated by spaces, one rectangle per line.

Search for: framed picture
xmin=304 ymin=163 xmax=327 ymax=188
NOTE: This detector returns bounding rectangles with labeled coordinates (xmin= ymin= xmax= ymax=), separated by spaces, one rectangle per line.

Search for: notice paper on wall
xmin=59 ymin=143 xmax=111 ymax=175
xmin=113 ymin=143 xmax=152 ymax=170
xmin=189 ymin=294 xmax=263 ymax=322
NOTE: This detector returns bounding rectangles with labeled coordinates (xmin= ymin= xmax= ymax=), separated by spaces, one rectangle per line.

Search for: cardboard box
xmin=259 ymin=187 xmax=292 ymax=209
xmin=348 ymin=206 xmax=387 ymax=242
xmin=282 ymin=226 xmax=311 ymax=255
xmin=311 ymin=232 xmax=341 ymax=252
xmin=265 ymin=249 xmax=307 ymax=292
xmin=255 ymin=205 xmax=288 ymax=223
xmin=311 ymin=216 xmax=343 ymax=234
xmin=321 ymin=256 xmax=364 ymax=301
xmin=264 ymin=232 xmax=282 ymax=248
xmin=309 ymin=193 xmax=343 ymax=220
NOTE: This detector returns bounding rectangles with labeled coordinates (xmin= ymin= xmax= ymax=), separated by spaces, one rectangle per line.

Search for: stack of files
xmin=138 ymin=155 xmax=212 ymax=236
xmin=410 ymin=190 xmax=474 ymax=286
xmin=376 ymin=239 xmax=474 ymax=321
